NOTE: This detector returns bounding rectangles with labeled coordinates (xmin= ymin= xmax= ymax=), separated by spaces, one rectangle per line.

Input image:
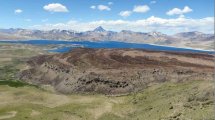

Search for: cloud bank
xmin=31 ymin=16 xmax=214 ymax=34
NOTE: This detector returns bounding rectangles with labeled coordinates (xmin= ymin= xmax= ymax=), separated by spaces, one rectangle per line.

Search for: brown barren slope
xmin=19 ymin=48 xmax=214 ymax=95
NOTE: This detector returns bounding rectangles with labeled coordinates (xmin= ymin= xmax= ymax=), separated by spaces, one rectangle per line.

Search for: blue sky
xmin=0 ymin=0 xmax=214 ymax=34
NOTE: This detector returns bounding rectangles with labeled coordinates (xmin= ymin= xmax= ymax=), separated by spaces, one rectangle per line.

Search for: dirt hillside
xmin=19 ymin=48 xmax=214 ymax=95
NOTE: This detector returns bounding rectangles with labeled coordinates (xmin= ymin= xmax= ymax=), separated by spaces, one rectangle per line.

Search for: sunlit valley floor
xmin=0 ymin=43 xmax=214 ymax=120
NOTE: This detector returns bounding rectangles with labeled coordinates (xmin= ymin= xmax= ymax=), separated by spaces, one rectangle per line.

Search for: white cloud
xmin=31 ymin=16 xmax=214 ymax=34
xmin=91 ymin=4 xmax=111 ymax=11
xmin=118 ymin=5 xmax=150 ymax=18
xmin=150 ymin=1 xmax=156 ymax=4
xmin=183 ymin=6 xmax=193 ymax=13
xmin=167 ymin=6 xmax=192 ymax=16
xmin=108 ymin=2 xmax=113 ymax=5
xmin=179 ymin=14 xmax=185 ymax=18
xmin=133 ymin=5 xmax=150 ymax=13
xmin=90 ymin=5 xmax=96 ymax=9
xmin=119 ymin=11 xmax=132 ymax=17
xmin=43 ymin=3 xmax=69 ymax=12
xmin=97 ymin=5 xmax=111 ymax=11
xmin=15 ymin=9 xmax=23 ymax=14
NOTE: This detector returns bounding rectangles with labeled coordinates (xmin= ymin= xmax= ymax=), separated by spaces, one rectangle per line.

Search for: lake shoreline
xmin=0 ymin=39 xmax=214 ymax=53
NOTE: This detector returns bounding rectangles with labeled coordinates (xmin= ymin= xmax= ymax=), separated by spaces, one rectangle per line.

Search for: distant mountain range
xmin=0 ymin=26 xmax=214 ymax=50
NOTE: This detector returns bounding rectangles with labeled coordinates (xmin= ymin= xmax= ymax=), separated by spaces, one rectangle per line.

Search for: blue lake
xmin=0 ymin=40 xmax=214 ymax=54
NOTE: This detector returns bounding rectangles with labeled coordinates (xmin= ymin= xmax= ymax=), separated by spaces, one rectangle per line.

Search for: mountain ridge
xmin=0 ymin=26 xmax=214 ymax=50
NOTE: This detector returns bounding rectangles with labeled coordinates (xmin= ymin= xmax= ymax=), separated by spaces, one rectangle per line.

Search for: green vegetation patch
xmin=0 ymin=65 xmax=19 ymax=80
xmin=0 ymin=80 xmax=37 ymax=88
